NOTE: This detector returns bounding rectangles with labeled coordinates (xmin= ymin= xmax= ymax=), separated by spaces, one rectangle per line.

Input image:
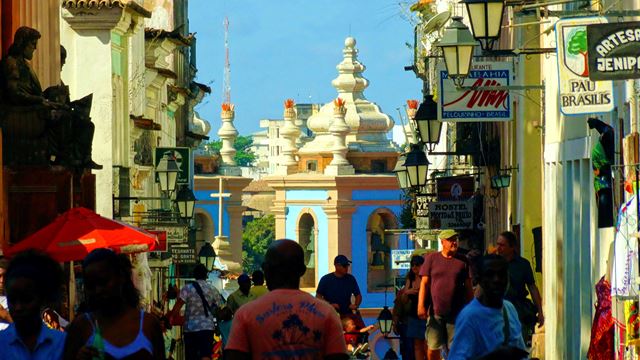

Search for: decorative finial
xmin=284 ymin=99 xmax=295 ymax=118
xmin=406 ymin=99 xmax=419 ymax=119
xmin=221 ymin=102 xmax=235 ymax=113
xmin=333 ymin=98 xmax=346 ymax=115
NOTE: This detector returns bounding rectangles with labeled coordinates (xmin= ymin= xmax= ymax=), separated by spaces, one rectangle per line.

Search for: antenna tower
xmin=223 ymin=16 xmax=231 ymax=104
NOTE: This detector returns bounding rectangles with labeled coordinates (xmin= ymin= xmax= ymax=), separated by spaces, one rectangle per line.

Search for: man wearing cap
xmin=227 ymin=274 xmax=256 ymax=314
xmin=316 ymin=255 xmax=362 ymax=317
xmin=418 ymin=229 xmax=473 ymax=360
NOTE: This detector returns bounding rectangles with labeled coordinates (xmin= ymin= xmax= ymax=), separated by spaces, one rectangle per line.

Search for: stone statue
xmin=0 ymin=27 xmax=101 ymax=170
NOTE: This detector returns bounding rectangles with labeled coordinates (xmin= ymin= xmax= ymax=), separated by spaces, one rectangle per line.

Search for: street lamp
xmin=393 ymin=154 xmax=410 ymax=190
xmin=462 ymin=0 xmax=506 ymax=51
xmin=156 ymin=154 xmax=179 ymax=194
xmin=175 ymin=186 xmax=197 ymax=220
xmin=436 ymin=16 xmax=477 ymax=87
xmin=403 ymin=144 xmax=429 ymax=189
xmin=414 ymin=95 xmax=442 ymax=152
xmin=377 ymin=306 xmax=394 ymax=336
xmin=198 ymin=242 xmax=217 ymax=271
xmin=490 ymin=173 xmax=511 ymax=189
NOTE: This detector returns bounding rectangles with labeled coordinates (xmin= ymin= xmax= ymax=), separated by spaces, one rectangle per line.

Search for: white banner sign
xmin=428 ymin=200 xmax=474 ymax=230
xmin=438 ymin=61 xmax=512 ymax=122
xmin=391 ymin=249 xmax=414 ymax=270
xmin=556 ymin=17 xmax=614 ymax=115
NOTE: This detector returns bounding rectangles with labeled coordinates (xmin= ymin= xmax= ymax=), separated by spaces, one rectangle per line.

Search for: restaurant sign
xmin=556 ymin=17 xmax=614 ymax=115
xmin=151 ymin=225 xmax=188 ymax=244
xmin=438 ymin=61 xmax=512 ymax=122
xmin=428 ymin=200 xmax=474 ymax=230
xmin=587 ymin=21 xmax=640 ymax=81
xmin=169 ymin=244 xmax=196 ymax=264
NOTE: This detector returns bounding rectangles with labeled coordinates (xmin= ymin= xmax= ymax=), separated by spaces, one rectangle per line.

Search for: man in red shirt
xmin=225 ymin=240 xmax=348 ymax=360
xmin=417 ymin=229 xmax=474 ymax=360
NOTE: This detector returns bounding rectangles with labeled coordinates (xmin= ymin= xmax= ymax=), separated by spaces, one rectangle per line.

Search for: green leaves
xmin=242 ymin=214 xmax=276 ymax=272
xmin=567 ymin=29 xmax=587 ymax=55
xmin=202 ymin=135 xmax=257 ymax=166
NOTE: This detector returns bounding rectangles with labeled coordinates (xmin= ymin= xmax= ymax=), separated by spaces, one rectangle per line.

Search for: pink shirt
xmin=226 ymin=289 xmax=347 ymax=359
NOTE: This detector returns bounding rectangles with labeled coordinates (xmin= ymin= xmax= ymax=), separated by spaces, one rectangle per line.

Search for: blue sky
xmin=188 ymin=0 xmax=423 ymax=138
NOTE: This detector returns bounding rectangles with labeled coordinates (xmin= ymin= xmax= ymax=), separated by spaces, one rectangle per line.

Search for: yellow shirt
xmin=227 ymin=289 xmax=256 ymax=313
xmin=250 ymin=285 xmax=269 ymax=298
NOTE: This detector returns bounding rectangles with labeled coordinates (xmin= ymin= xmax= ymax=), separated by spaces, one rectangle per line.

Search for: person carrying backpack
xmin=169 ymin=263 xmax=225 ymax=360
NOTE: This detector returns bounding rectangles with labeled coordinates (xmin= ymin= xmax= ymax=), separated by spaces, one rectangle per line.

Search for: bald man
xmin=226 ymin=240 xmax=348 ymax=360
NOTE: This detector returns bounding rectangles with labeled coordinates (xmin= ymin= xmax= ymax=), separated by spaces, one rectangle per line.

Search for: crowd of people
xmin=393 ymin=229 xmax=543 ymax=360
xmin=0 ymin=229 xmax=542 ymax=360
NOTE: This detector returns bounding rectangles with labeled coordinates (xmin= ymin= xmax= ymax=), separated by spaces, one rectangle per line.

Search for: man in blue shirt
xmin=448 ymin=255 xmax=528 ymax=360
xmin=316 ymin=255 xmax=362 ymax=316
xmin=0 ymin=250 xmax=65 ymax=360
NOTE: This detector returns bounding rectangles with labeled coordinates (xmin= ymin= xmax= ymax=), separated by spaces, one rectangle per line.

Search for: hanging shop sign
xmin=169 ymin=244 xmax=196 ymax=264
xmin=415 ymin=194 xmax=431 ymax=231
xmin=155 ymin=147 xmax=191 ymax=185
xmin=150 ymin=225 xmax=188 ymax=244
xmin=587 ymin=21 xmax=640 ymax=81
xmin=428 ymin=200 xmax=474 ymax=230
xmin=146 ymin=230 xmax=167 ymax=252
xmin=556 ymin=17 xmax=614 ymax=115
xmin=391 ymin=249 xmax=413 ymax=270
xmin=436 ymin=176 xmax=475 ymax=200
xmin=438 ymin=61 xmax=512 ymax=122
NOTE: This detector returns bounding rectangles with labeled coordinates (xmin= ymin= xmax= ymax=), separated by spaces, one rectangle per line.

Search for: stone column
xmin=277 ymin=99 xmax=300 ymax=175
xmin=218 ymin=103 xmax=241 ymax=175
xmin=325 ymin=98 xmax=354 ymax=175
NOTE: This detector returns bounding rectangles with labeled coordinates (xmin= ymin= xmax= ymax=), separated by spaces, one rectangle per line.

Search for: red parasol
xmin=4 ymin=207 xmax=157 ymax=262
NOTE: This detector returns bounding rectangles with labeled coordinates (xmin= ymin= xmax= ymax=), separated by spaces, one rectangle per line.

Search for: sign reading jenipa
xmin=438 ymin=61 xmax=512 ymax=122
xmin=556 ymin=17 xmax=614 ymax=115
xmin=428 ymin=200 xmax=474 ymax=230
xmin=587 ymin=21 xmax=640 ymax=80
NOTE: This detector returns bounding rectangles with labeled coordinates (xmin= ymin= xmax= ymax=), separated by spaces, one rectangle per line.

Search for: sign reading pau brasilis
xmin=556 ymin=17 xmax=614 ymax=115
xmin=587 ymin=21 xmax=640 ymax=81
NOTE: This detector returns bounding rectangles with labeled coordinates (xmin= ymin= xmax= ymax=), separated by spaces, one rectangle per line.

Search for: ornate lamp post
xmin=198 ymin=242 xmax=217 ymax=271
xmin=175 ymin=186 xmax=197 ymax=220
xmin=436 ymin=17 xmax=477 ymax=87
xmin=403 ymin=144 xmax=430 ymax=190
xmin=156 ymin=154 xmax=179 ymax=195
xmin=393 ymin=154 xmax=410 ymax=190
xmin=462 ymin=0 xmax=506 ymax=51
xmin=414 ymin=95 xmax=442 ymax=153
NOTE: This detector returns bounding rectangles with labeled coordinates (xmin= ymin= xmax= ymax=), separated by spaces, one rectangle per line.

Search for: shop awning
xmin=4 ymin=207 xmax=157 ymax=262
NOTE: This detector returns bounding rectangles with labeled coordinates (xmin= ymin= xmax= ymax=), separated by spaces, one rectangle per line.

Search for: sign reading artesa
xmin=587 ymin=21 xmax=640 ymax=80
xmin=556 ymin=17 xmax=614 ymax=115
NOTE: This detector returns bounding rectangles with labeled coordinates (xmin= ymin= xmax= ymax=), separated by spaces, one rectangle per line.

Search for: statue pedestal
xmin=213 ymin=235 xmax=242 ymax=273
xmin=324 ymin=164 xmax=355 ymax=176
xmin=3 ymin=166 xmax=96 ymax=246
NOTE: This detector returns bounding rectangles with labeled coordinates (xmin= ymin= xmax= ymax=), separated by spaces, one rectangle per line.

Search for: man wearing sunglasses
xmin=316 ymin=255 xmax=362 ymax=316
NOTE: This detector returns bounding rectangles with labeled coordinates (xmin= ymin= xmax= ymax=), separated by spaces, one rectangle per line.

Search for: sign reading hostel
xmin=556 ymin=17 xmax=614 ymax=115
xmin=587 ymin=21 xmax=640 ymax=81
xmin=428 ymin=200 xmax=474 ymax=230
xmin=438 ymin=61 xmax=512 ymax=122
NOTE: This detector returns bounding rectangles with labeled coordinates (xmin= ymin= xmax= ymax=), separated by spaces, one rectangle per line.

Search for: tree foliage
xmin=203 ymin=135 xmax=256 ymax=166
xmin=242 ymin=214 xmax=275 ymax=273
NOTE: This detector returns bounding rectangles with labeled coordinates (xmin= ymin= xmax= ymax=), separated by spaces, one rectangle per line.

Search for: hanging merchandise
xmin=611 ymin=196 xmax=639 ymax=297
xmin=625 ymin=300 xmax=640 ymax=346
xmin=132 ymin=253 xmax=153 ymax=308
xmin=588 ymin=276 xmax=614 ymax=360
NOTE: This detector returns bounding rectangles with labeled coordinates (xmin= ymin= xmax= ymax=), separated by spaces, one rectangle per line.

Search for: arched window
xmin=297 ymin=211 xmax=317 ymax=288
xmin=366 ymin=209 xmax=399 ymax=293
xmin=194 ymin=210 xmax=215 ymax=261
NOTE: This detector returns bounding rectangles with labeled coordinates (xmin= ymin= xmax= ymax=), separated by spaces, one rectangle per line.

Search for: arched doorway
xmin=297 ymin=210 xmax=317 ymax=288
xmin=366 ymin=208 xmax=399 ymax=293
xmin=194 ymin=210 xmax=215 ymax=260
